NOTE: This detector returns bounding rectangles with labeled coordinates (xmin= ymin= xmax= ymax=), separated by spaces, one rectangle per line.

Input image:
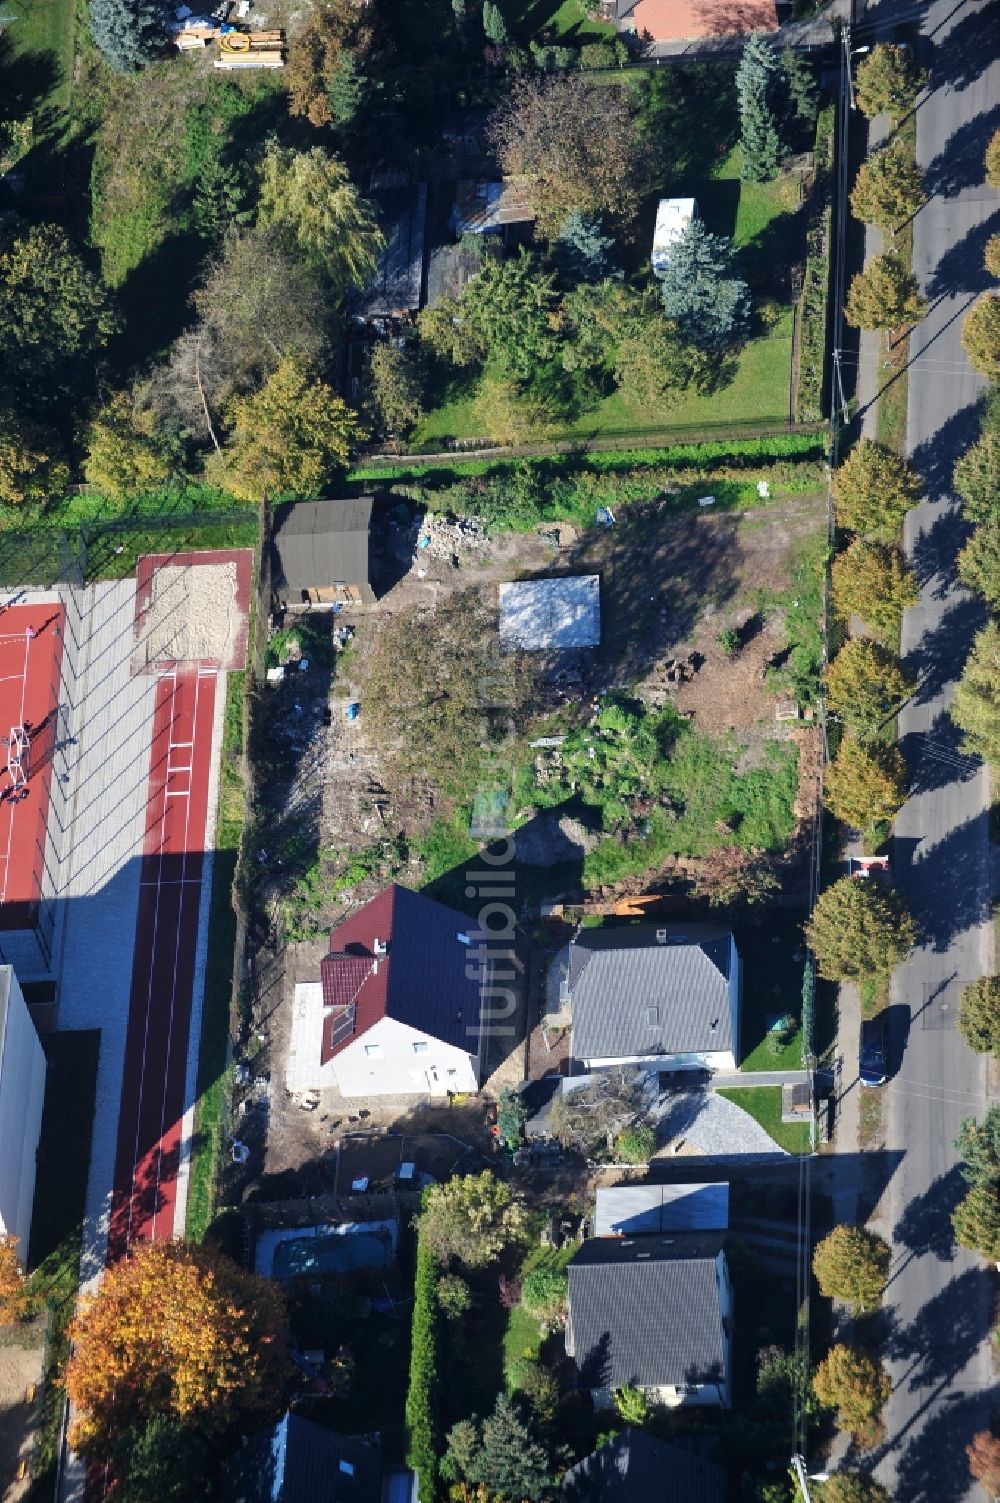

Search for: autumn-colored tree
xmin=850 ymin=141 xmax=926 ymax=233
xmin=66 ymin=1240 xmax=288 ymax=1461
xmin=833 ymin=438 xmax=921 ymax=537
xmin=691 ymin=845 xmax=780 ymax=909
xmin=213 ymin=355 xmax=362 ymax=502
xmin=367 ymin=343 xmax=426 ymax=436
xmin=825 ymin=638 xmax=914 ymax=737
xmin=285 ymin=0 xmax=360 ymax=126
xmin=845 ymin=250 xmax=927 ymax=336
xmin=830 ymin=538 xmax=918 ymax=638
xmin=0 ymin=1236 xmax=32 ymax=1325
xmin=0 ymin=413 xmax=68 ymax=507
xmin=952 ymin=622 xmax=1000 ymax=765
xmin=854 ymin=43 xmax=926 ymax=121
xmin=962 ymin=293 xmax=1000 ymax=380
xmin=419 ymin=1171 xmax=530 ymax=1269
xmin=954 ymin=432 xmax=1000 ymax=523
xmin=257 ymin=144 xmax=384 ymax=297
xmin=812 ymin=1344 xmax=890 ymax=1441
xmin=0 ymin=224 xmax=118 ymax=408
xmin=84 ymin=390 xmax=176 ymax=500
xmin=471 ymin=374 xmax=560 ymax=446
xmin=952 ymin=1182 xmax=1000 ymax=1261
xmin=805 ymin=876 xmax=917 ymax=982
xmin=986 ymin=129 xmax=1000 ymax=190
xmin=823 ymin=736 xmax=908 ymax=835
xmin=815 ymin=1474 xmax=891 ymax=1503
xmin=488 ymin=74 xmax=651 ymax=237
xmin=959 ymin=518 xmax=1000 ymax=610
xmin=958 ymin=977 xmax=1000 ymax=1056
xmin=986 ymin=234 xmax=1000 ymax=280
xmin=968 ymin=1430 xmax=1000 ymax=1497
xmin=812 ymin=1225 xmax=891 ymax=1311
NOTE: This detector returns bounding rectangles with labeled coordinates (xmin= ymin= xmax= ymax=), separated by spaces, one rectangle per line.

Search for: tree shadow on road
xmin=892 ymin=1163 xmax=965 ymax=1265
xmin=927 ymin=206 xmax=1000 ymax=303
xmin=904 ymin=592 xmax=987 ymax=707
xmin=924 ymin=104 xmax=1000 ymax=201
xmin=898 ymin=811 xmax=992 ymax=954
xmin=909 ymin=401 xmax=985 ymax=501
xmin=894 ymin=1386 xmax=996 ymax=1503
xmin=925 ymin=2 xmax=1000 ymax=91
xmin=901 ymin=711 xmax=981 ymax=797
xmin=909 ymin=505 xmax=971 ymax=596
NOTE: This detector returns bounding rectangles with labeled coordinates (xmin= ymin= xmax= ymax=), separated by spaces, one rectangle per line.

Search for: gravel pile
xmin=418 ymin=515 xmax=489 ymax=560
xmin=652 ymin=1088 xmax=788 ymax=1157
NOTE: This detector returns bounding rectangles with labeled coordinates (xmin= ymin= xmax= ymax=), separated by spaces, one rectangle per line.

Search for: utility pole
xmin=831 ymin=348 xmax=850 ymax=426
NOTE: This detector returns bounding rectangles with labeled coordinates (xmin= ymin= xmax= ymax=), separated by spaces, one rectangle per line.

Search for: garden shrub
xmin=796 ymin=106 xmax=834 ymax=423
xmin=405 ymin=1234 xmax=440 ymax=1503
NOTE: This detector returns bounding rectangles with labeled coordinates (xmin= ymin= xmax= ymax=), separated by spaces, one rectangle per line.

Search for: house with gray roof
xmin=562 ymin=1428 xmax=726 ymax=1503
xmin=560 ymin=923 xmax=740 ymax=1074
xmin=222 ymin=1413 xmax=383 ymax=1503
xmin=565 ymin=1233 xmax=732 ymax=1410
xmin=271 ymin=498 xmax=376 ymax=609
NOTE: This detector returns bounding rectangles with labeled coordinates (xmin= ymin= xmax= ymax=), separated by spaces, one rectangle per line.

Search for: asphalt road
xmin=875 ymin=2 xmax=1000 ymax=1497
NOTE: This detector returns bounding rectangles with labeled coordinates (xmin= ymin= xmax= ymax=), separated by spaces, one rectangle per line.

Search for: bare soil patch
xmin=0 ymin=1324 xmax=45 ymax=1501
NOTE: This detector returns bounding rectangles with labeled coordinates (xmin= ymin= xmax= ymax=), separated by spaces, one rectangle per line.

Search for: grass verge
xmin=736 ymin=911 xmax=809 ymax=1072
xmin=184 ymin=668 xmax=246 ymax=1240
xmin=26 ymin=1031 xmax=101 ymax=1502
xmin=875 ymin=113 xmax=917 ymax=457
xmin=717 ymin=1085 xmax=811 ymax=1155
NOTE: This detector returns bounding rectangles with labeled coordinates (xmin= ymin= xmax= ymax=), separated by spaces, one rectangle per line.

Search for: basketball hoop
xmin=3 ymin=724 xmax=30 ymax=797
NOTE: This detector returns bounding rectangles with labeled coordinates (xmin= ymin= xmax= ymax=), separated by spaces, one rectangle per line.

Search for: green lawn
xmin=736 ymin=911 xmax=810 ymax=1072
xmin=2 ymin=0 xmax=77 ymax=116
xmin=502 ymin=1242 xmax=579 ymax=1387
xmin=511 ymin=0 xmax=616 ymax=40
xmin=717 ymin=1086 xmax=811 ymax=1155
xmin=412 ymin=310 xmax=793 ymax=449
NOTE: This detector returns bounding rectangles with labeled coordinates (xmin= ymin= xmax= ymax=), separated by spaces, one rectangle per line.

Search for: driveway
xmin=873 ymin=3 xmax=1000 ymax=1497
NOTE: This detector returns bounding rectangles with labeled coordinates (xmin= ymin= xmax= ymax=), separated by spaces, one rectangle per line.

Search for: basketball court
xmin=0 ymin=605 xmax=64 ymax=944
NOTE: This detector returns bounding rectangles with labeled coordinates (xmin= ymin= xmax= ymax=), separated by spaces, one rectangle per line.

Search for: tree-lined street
xmin=873 ymin=1 xmax=999 ymax=1495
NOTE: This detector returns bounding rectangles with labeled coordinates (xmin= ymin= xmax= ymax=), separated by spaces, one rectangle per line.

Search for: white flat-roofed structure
xmin=594 ymin=1182 xmax=729 ymax=1238
xmin=652 ymin=197 xmax=698 ymax=274
xmin=0 ymin=965 xmax=46 ymax=1253
xmin=499 ymin=576 xmax=601 ymax=651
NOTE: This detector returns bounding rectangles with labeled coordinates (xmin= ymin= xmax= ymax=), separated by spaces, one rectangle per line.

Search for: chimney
xmin=656 ymin=929 xmax=668 ymax=944
xmin=373 ymin=937 xmax=388 ymax=957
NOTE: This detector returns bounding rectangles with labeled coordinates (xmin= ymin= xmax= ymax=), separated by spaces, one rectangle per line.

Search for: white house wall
xmin=582 ymin=1048 xmax=737 ymax=1073
xmin=0 ymin=970 xmax=46 ymax=1251
xmin=332 ymin=1015 xmax=478 ymax=1098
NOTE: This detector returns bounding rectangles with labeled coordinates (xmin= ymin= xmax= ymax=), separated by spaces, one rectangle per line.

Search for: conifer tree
xmin=736 ymin=31 xmax=785 ymax=182
xmin=90 ymin=0 xmax=164 ymax=70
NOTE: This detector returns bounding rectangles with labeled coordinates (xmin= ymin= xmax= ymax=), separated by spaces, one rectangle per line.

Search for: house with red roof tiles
xmin=286 ymin=884 xmax=489 ymax=1098
xmin=607 ymin=0 xmax=778 ymax=43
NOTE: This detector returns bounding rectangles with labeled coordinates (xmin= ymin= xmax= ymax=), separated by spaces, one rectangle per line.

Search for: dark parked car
xmin=860 ymin=1015 xmax=888 ymax=1087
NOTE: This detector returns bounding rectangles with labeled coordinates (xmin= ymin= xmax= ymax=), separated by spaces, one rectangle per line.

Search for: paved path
xmin=874 ymin=3 xmax=1000 ymax=1497
xmin=53 ymin=581 xmax=160 ymax=1287
xmin=709 ymin=1069 xmax=809 ymax=1088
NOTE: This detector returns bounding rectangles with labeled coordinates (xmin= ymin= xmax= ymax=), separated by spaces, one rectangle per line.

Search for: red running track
xmin=108 ymin=667 xmax=217 ymax=1260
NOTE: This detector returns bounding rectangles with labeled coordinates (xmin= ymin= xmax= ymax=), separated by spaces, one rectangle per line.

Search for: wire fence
xmin=0 ymin=508 xmax=259 ymax=589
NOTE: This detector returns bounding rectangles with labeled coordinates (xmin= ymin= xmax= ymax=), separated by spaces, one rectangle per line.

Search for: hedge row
xmin=405 ymin=1232 xmax=441 ymax=1501
xmin=796 ymin=105 xmax=835 ymax=425
xmin=350 ymin=431 xmax=824 ymax=490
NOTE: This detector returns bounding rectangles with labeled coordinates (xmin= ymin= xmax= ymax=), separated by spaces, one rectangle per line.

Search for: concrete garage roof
xmin=499 ymin=576 xmax=600 ymax=651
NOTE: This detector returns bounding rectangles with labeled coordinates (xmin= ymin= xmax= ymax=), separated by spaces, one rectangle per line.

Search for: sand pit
xmin=134 ymin=561 xmax=240 ymax=671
